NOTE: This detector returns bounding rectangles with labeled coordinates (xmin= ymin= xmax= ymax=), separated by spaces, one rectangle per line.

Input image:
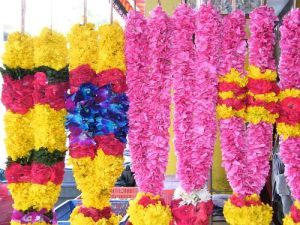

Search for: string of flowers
xmin=221 ymin=6 xmax=278 ymax=225
xmin=66 ymin=23 xmax=128 ymax=225
xmin=1 ymin=28 xmax=68 ymax=225
xmin=126 ymin=6 xmax=173 ymax=225
xmin=217 ymin=9 xmax=272 ymax=224
xmin=277 ymin=9 xmax=300 ymax=225
xmin=170 ymin=3 xmax=220 ymax=225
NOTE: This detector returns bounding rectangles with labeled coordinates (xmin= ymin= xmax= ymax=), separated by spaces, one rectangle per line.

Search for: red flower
xmin=70 ymin=65 xmax=96 ymax=93
xmin=46 ymin=82 xmax=68 ymax=110
xmin=230 ymin=195 xmax=261 ymax=207
xmin=218 ymin=82 xmax=246 ymax=96
xmin=50 ymin=161 xmax=65 ymax=185
xmin=171 ymin=199 xmax=213 ymax=225
xmin=6 ymin=163 xmax=31 ymax=183
xmin=218 ymin=98 xmax=245 ymax=110
xmin=69 ymin=143 xmax=97 ymax=159
xmin=94 ymin=69 xmax=127 ymax=93
xmin=247 ymin=95 xmax=279 ymax=114
xmin=247 ymin=78 xmax=279 ymax=94
xmin=278 ymin=97 xmax=300 ymax=124
xmin=33 ymin=72 xmax=48 ymax=105
xmin=138 ymin=195 xmax=165 ymax=207
xmin=94 ymin=134 xmax=125 ymax=156
xmin=79 ymin=206 xmax=112 ymax=222
xmin=291 ymin=205 xmax=300 ymax=223
xmin=1 ymin=75 xmax=34 ymax=114
xmin=31 ymin=163 xmax=52 ymax=185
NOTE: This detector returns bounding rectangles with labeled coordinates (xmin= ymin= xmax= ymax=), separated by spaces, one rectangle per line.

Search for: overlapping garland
xmin=170 ymin=3 xmax=220 ymax=225
xmin=278 ymin=9 xmax=300 ymax=225
xmin=66 ymin=22 xmax=128 ymax=225
xmin=1 ymin=28 xmax=68 ymax=225
xmin=218 ymin=6 xmax=277 ymax=224
xmin=125 ymin=6 xmax=172 ymax=225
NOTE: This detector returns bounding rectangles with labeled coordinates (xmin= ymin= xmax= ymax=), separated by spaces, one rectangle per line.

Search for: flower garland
xmin=246 ymin=4 xmax=277 ymax=207
xmin=1 ymin=28 xmax=67 ymax=225
xmin=66 ymin=23 xmax=128 ymax=225
xmin=125 ymin=7 xmax=172 ymax=225
xmin=218 ymin=8 xmax=274 ymax=224
xmin=278 ymin=9 xmax=300 ymax=225
xmin=170 ymin=3 xmax=220 ymax=225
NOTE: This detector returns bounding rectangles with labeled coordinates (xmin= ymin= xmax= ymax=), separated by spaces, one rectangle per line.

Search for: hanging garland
xmin=220 ymin=6 xmax=276 ymax=224
xmin=1 ymin=28 xmax=68 ymax=225
xmin=278 ymin=9 xmax=300 ymax=225
xmin=170 ymin=3 xmax=220 ymax=225
xmin=125 ymin=7 xmax=172 ymax=225
xmin=66 ymin=23 xmax=128 ymax=225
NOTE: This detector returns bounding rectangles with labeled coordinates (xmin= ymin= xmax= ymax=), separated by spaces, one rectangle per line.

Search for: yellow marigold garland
xmin=219 ymin=68 xmax=248 ymax=87
xmin=70 ymin=206 xmax=121 ymax=225
xmin=223 ymin=195 xmax=273 ymax=225
xmin=11 ymin=222 xmax=51 ymax=225
xmin=97 ymin=23 xmax=126 ymax=73
xmin=31 ymin=104 xmax=67 ymax=152
xmin=277 ymin=123 xmax=300 ymax=140
xmin=34 ymin=28 xmax=67 ymax=70
xmin=128 ymin=192 xmax=172 ymax=225
xmin=3 ymin=32 xmax=34 ymax=69
xmin=278 ymin=89 xmax=300 ymax=101
xmin=8 ymin=182 xmax=61 ymax=211
xmin=246 ymin=106 xmax=278 ymax=124
xmin=69 ymin=149 xmax=123 ymax=210
xmin=68 ymin=23 xmax=98 ymax=71
xmin=246 ymin=66 xmax=279 ymax=124
xmin=216 ymin=105 xmax=246 ymax=120
xmin=4 ymin=110 xmax=34 ymax=160
xmin=247 ymin=65 xmax=277 ymax=81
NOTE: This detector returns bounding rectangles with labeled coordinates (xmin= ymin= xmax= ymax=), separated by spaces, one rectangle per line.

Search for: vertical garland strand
xmin=171 ymin=3 xmax=220 ymax=225
xmin=278 ymin=9 xmax=300 ymax=225
xmin=126 ymin=7 xmax=173 ymax=225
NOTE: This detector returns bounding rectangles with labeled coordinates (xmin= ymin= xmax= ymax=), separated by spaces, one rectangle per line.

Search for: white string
xmin=110 ymin=0 xmax=113 ymax=24
xmin=84 ymin=0 xmax=87 ymax=24
xmin=21 ymin=0 xmax=26 ymax=33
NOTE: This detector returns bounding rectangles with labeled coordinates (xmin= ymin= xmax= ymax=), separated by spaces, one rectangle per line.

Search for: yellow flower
xmin=31 ymin=104 xmax=67 ymax=152
xmin=8 ymin=182 xmax=61 ymax=211
xmin=70 ymin=206 xmax=121 ymax=225
xmin=219 ymin=91 xmax=234 ymax=99
xmin=217 ymin=104 xmax=246 ymax=120
xmin=11 ymin=222 xmax=51 ymax=225
xmin=128 ymin=192 xmax=172 ymax=225
xmin=4 ymin=110 xmax=34 ymax=160
xmin=3 ymin=32 xmax=34 ymax=69
xmin=283 ymin=214 xmax=300 ymax=225
xmin=246 ymin=106 xmax=278 ymax=124
xmin=69 ymin=149 xmax=123 ymax=210
xmin=278 ymin=89 xmax=300 ymax=101
xmin=219 ymin=68 xmax=248 ymax=87
xmin=34 ymin=27 xmax=67 ymax=70
xmin=223 ymin=198 xmax=273 ymax=225
xmin=248 ymin=91 xmax=278 ymax=103
xmin=97 ymin=23 xmax=126 ymax=73
xmin=247 ymin=65 xmax=277 ymax=81
xmin=68 ymin=23 xmax=99 ymax=71
xmin=277 ymin=123 xmax=300 ymax=139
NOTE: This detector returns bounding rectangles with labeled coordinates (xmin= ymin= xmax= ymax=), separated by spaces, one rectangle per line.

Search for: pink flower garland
xmin=125 ymin=7 xmax=172 ymax=195
xmin=172 ymin=3 xmax=220 ymax=193
xmin=218 ymin=10 xmax=248 ymax=195
xmin=246 ymin=5 xmax=277 ymax=195
xmin=125 ymin=11 xmax=150 ymax=192
xmin=249 ymin=6 xmax=277 ymax=72
xmin=279 ymin=9 xmax=300 ymax=202
xmin=144 ymin=6 xmax=172 ymax=195
xmin=172 ymin=4 xmax=196 ymax=193
xmin=193 ymin=4 xmax=221 ymax=190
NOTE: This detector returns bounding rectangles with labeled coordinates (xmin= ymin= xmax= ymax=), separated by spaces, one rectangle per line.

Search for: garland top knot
xmin=68 ymin=23 xmax=99 ymax=71
xmin=34 ymin=28 xmax=68 ymax=70
xmin=3 ymin=32 xmax=34 ymax=69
